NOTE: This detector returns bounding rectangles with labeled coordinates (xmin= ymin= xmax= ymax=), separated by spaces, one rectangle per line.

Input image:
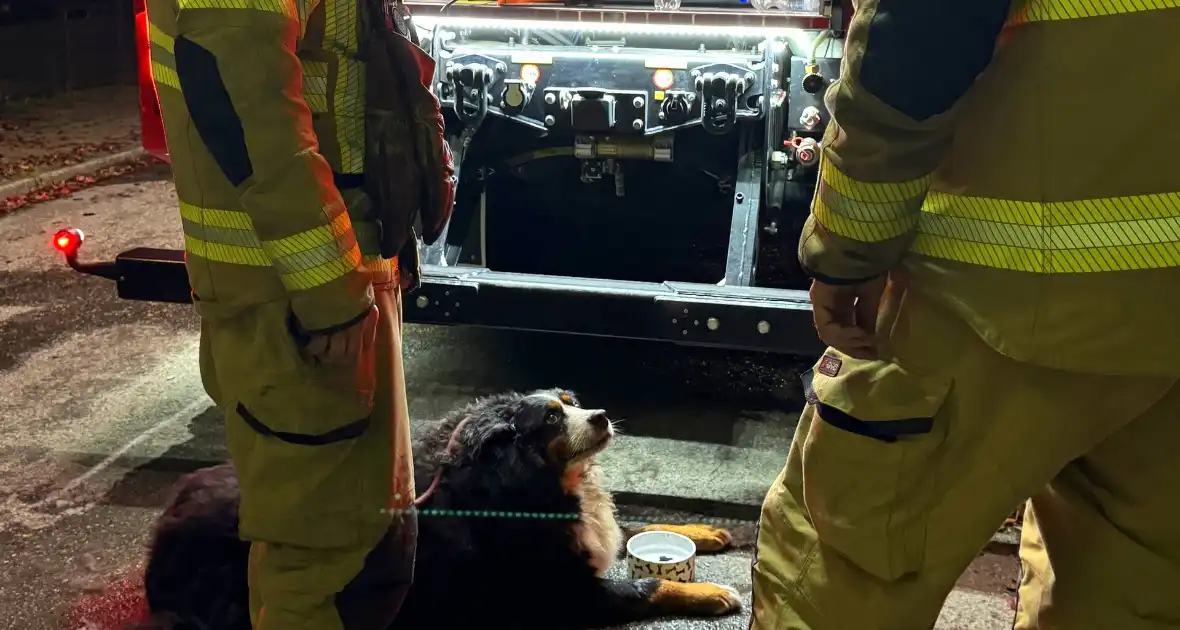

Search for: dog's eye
xmin=545 ymin=408 xmax=563 ymax=424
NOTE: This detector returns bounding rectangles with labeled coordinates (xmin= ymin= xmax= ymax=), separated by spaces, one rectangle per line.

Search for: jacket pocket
xmin=200 ymin=298 xmax=377 ymax=437
xmin=798 ymin=349 xmax=952 ymax=580
xmin=199 ymin=299 xmax=384 ymax=549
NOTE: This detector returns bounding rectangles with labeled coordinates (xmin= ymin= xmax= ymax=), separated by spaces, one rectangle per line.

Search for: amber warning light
xmin=53 ymin=228 xmax=84 ymax=256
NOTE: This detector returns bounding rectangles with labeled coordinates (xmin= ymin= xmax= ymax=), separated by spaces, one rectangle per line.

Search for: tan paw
xmin=639 ymin=524 xmax=733 ymax=553
xmin=651 ymin=580 xmax=742 ymax=616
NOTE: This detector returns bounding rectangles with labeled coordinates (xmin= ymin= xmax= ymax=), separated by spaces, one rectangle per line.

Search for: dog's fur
xmin=140 ymin=389 xmax=740 ymax=629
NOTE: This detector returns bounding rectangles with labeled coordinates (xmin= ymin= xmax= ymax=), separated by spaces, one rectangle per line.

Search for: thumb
xmin=853 ymin=276 xmax=887 ymax=336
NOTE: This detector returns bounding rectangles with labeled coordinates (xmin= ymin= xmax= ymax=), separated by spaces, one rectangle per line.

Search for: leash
xmin=412 ymin=417 xmax=472 ymax=506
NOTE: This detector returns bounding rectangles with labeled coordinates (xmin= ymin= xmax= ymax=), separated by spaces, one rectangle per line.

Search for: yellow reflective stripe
xmin=914 ymin=191 xmax=1180 ymax=273
xmin=279 ymin=241 xmax=364 ymax=290
xmin=812 ymin=192 xmax=920 ymax=242
xmin=819 ymin=158 xmax=931 ymax=205
xmin=149 ymin=22 xmax=175 ymax=53
xmin=1010 ymin=0 xmax=1179 ymax=23
xmin=180 ymin=202 xmax=254 ymax=230
xmin=326 ymin=1 xmax=365 ymax=174
xmin=923 ymin=190 xmax=1180 ymax=226
xmin=812 ymin=158 xmax=928 ymax=242
xmin=175 ymin=0 xmax=297 ymax=17
xmin=180 ymin=202 xmax=382 ymax=281
xmin=185 ymin=234 xmax=271 ymax=266
xmin=303 ymin=60 xmax=329 ymax=114
xmin=262 ymin=205 xmax=364 ymax=291
xmin=152 ymin=61 xmax=181 ymax=91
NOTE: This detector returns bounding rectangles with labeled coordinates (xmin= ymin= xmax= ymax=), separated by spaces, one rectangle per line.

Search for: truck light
xmin=53 ymin=228 xmax=84 ymax=256
xmin=520 ymin=63 xmax=541 ymax=85
xmin=652 ymin=69 xmax=675 ymax=91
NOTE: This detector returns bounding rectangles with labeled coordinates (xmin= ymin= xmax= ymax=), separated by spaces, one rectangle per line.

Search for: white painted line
xmin=31 ymin=396 xmax=211 ymax=510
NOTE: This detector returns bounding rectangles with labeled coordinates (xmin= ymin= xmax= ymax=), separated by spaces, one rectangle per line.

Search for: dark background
xmin=0 ymin=0 xmax=138 ymax=101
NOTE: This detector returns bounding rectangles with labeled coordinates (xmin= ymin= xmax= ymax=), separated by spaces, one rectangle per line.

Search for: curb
xmin=0 ymin=147 xmax=150 ymax=199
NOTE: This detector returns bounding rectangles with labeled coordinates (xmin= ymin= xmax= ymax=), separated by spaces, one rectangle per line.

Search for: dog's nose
xmin=588 ymin=410 xmax=609 ymax=430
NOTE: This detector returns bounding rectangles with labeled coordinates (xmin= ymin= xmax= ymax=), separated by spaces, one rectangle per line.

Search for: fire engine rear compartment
xmin=59 ymin=6 xmax=844 ymax=357
xmin=462 ymin=122 xmax=743 ymax=285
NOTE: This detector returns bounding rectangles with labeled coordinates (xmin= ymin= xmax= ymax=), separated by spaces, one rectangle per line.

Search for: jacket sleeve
xmin=173 ymin=2 xmax=373 ymax=332
xmin=800 ymin=0 xmax=1012 ymax=284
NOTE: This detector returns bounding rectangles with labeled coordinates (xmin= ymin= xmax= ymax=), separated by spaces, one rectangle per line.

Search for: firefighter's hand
xmin=809 ymin=275 xmax=888 ymax=359
xmin=304 ymin=305 xmax=380 ymax=364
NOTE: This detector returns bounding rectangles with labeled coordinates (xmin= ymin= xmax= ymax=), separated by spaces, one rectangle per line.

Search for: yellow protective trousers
xmin=197 ymin=260 xmax=416 ymax=630
xmin=750 ymin=281 xmax=1180 ymax=630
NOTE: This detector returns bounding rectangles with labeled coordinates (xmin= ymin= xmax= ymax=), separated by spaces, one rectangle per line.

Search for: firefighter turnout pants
xmin=750 ymin=283 xmax=1180 ymax=630
xmin=197 ymin=260 xmax=416 ymax=630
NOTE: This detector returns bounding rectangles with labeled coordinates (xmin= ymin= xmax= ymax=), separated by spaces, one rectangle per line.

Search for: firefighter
xmin=751 ymin=1 xmax=1180 ymax=629
xmin=144 ymin=1 xmax=430 ymax=628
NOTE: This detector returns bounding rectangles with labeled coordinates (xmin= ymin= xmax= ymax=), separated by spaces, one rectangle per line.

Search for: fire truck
xmin=54 ymin=0 xmax=848 ymax=356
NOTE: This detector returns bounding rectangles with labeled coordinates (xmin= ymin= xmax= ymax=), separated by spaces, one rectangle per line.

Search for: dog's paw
xmin=651 ymin=580 xmax=742 ymax=616
xmin=639 ymin=524 xmax=732 ymax=553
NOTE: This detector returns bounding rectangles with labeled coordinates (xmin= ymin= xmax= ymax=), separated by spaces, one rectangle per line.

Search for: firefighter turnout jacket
xmin=800 ymin=0 xmax=1180 ymax=376
xmin=146 ymin=0 xmax=381 ymax=333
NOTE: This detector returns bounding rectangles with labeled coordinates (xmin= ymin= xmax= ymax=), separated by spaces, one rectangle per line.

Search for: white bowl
xmin=626 ymin=530 xmax=697 ymax=582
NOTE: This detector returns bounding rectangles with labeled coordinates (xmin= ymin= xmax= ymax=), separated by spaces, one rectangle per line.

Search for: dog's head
xmin=448 ymin=388 xmax=616 ymax=471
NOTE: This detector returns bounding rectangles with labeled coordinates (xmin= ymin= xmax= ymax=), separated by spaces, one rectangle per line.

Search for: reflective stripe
xmin=914 ymin=191 xmax=1180 ymax=273
xmin=152 ymin=61 xmax=181 ymax=91
xmin=264 ymin=205 xmax=362 ymax=290
xmin=149 ymin=22 xmax=174 ymax=53
xmin=303 ymin=60 xmax=329 ymax=114
xmin=175 ymin=0 xmax=297 ymax=17
xmin=325 ymin=1 xmax=365 ymax=174
xmin=812 ymin=158 xmax=929 ymax=242
xmin=1009 ymin=0 xmax=1179 ymax=23
xmin=180 ymin=202 xmax=382 ymax=274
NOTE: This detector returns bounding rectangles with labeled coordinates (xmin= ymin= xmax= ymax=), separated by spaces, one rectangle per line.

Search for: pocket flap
xmin=803 ymin=350 xmax=951 ymax=442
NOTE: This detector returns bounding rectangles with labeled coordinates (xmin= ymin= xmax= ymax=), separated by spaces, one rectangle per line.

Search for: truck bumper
xmin=96 ymin=247 xmax=822 ymax=355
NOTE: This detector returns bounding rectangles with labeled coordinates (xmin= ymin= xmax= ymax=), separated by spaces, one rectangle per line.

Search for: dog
xmin=140 ymin=389 xmax=742 ymax=629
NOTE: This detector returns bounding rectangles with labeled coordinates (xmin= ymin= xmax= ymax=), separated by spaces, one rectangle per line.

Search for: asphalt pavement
xmin=0 ymin=163 xmax=1021 ymax=629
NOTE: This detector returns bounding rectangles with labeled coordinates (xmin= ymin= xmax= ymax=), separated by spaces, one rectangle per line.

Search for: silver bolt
xmin=707 ymin=317 xmax=720 ymax=331
xmin=544 ymin=92 xmax=556 ymax=105
xmin=416 ymin=295 xmax=429 ymax=308
xmin=672 ymin=318 xmax=678 ymax=324
xmin=757 ymin=320 xmax=771 ymax=334
xmin=632 ymin=119 xmax=643 ymax=130
xmin=544 ymin=115 xmax=556 ymax=126
xmin=633 ymin=96 xmax=644 ymax=108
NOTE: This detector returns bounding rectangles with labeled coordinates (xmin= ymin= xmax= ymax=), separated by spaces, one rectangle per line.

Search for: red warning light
xmin=652 ymin=69 xmax=675 ymax=91
xmin=53 ymin=228 xmax=84 ymax=255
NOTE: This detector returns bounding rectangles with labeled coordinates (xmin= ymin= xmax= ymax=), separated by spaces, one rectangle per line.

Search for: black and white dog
xmin=139 ymin=389 xmax=741 ymax=629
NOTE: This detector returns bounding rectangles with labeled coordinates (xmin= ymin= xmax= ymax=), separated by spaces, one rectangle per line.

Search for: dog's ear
xmin=468 ymin=421 xmax=517 ymax=458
